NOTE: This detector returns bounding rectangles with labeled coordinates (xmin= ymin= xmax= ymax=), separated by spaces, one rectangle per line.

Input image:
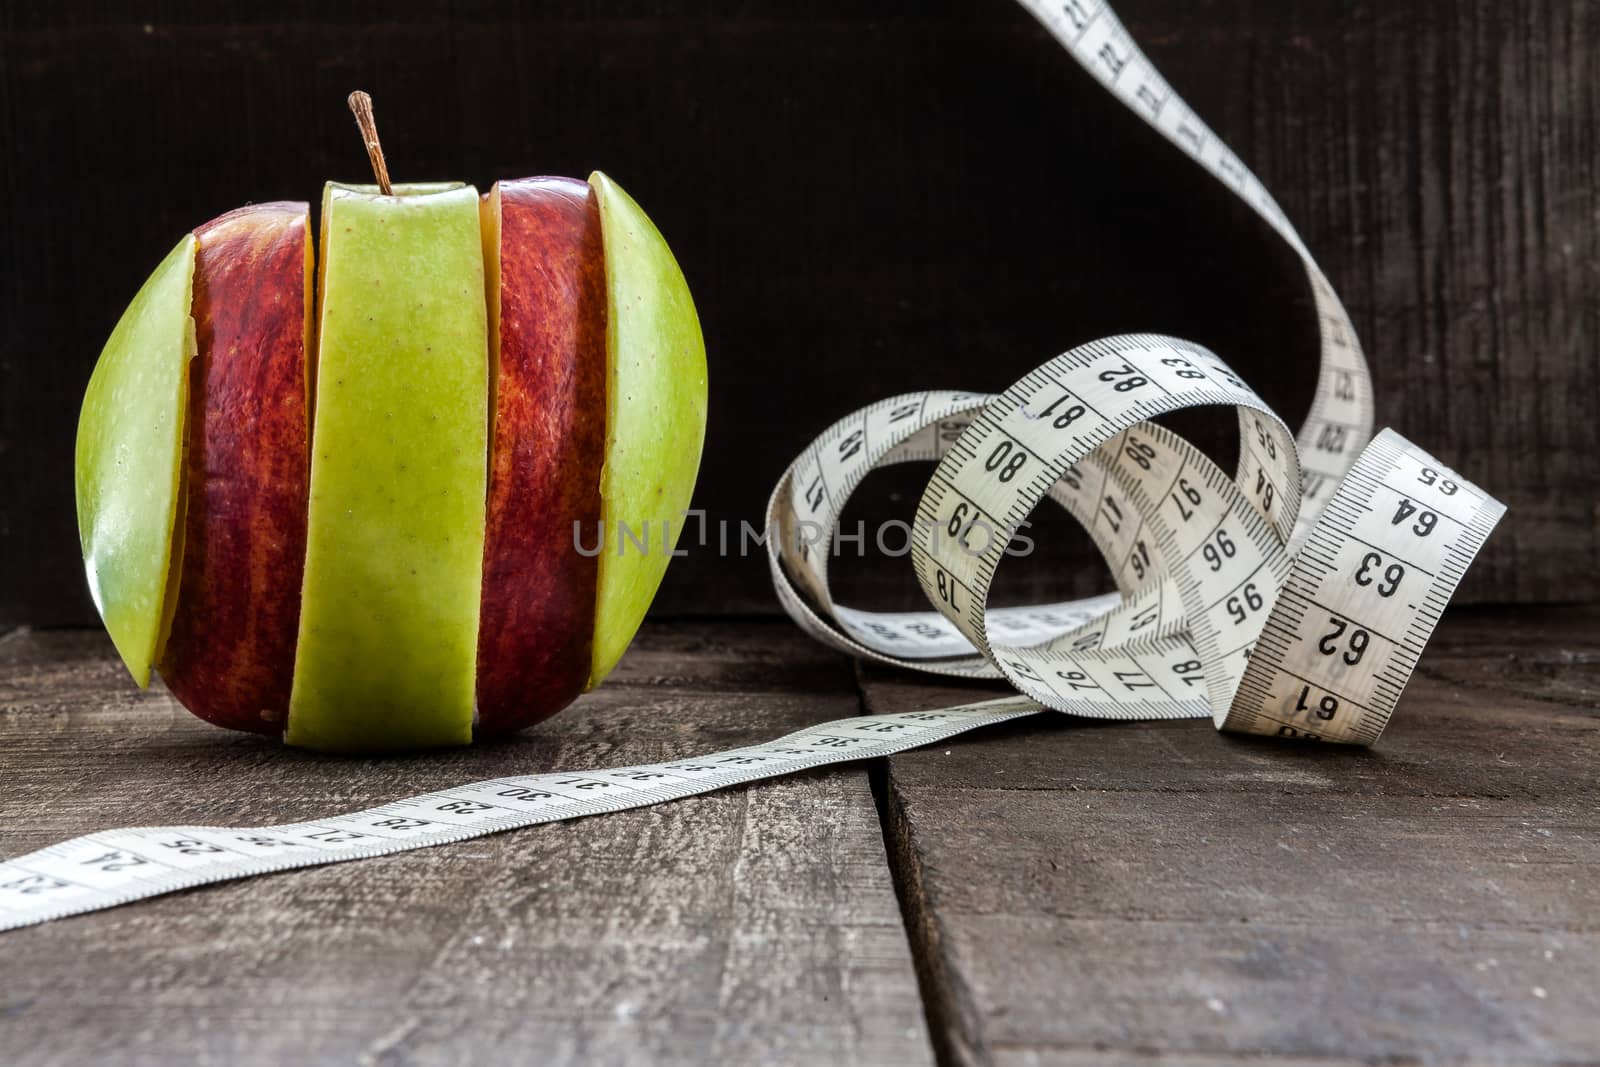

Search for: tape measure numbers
xmin=0 ymin=0 xmax=1503 ymax=933
xmin=769 ymin=338 xmax=1502 ymax=743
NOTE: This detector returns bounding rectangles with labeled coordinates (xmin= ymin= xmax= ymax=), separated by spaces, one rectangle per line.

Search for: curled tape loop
xmin=0 ymin=0 xmax=1503 ymax=931
xmin=767 ymin=335 xmax=1503 ymax=744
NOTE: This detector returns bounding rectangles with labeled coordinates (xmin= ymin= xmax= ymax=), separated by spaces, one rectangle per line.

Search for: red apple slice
xmin=475 ymin=178 xmax=607 ymax=733
xmin=158 ymin=203 xmax=312 ymax=734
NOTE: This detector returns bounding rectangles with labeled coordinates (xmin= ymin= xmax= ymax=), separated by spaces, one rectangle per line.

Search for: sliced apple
xmin=585 ymin=172 xmax=708 ymax=687
xmin=77 ymin=164 xmax=706 ymax=748
xmin=285 ymin=182 xmax=489 ymax=752
xmin=157 ymin=203 xmax=312 ymax=734
xmin=475 ymin=178 xmax=607 ymax=733
xmin=75 ymin=235 xmax=198 ymax=687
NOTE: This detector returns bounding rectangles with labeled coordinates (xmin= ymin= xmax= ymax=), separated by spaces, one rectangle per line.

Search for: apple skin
xmin=76 ymin=234 xmax=197 ymax=689
xmin=586 ymin=172 xmax=708 ymax=687
xmin=157 ymin=203 xmax=311 ymax=734
xmin=285 ymin=183 xmax=489 ymax=752
xmin=475 ymin=178 xmax=606 ymax=734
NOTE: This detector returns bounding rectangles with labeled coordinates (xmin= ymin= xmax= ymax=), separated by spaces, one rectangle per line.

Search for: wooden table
xmin=1 ymin=608 xmax=1596 ymax=1065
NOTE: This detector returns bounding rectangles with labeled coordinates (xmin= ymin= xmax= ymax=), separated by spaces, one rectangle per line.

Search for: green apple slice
xmin=286 ymin=182 xmax=488 ymax=751
xmin=586 ymin=172 xmax=708 ymax=687
xmin=75 ymin=234 xmax=198 ymax=687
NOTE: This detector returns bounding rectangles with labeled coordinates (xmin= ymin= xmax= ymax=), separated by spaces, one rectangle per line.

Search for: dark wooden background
xmin=2 ymin=0 xmax=1594 ymax=627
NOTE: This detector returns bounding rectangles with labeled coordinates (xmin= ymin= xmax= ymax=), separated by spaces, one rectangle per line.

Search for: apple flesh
xmin=158 ymin=203 xmax=312 ymax=734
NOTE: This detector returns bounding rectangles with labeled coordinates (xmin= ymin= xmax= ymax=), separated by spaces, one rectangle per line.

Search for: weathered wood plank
xmin=0 ymin=622 xmax=932 ymax=1066
xmin=863 ymin=606 xmax=1600 ymax=1065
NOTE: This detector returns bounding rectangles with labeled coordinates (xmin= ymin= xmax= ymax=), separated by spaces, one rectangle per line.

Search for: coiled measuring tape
xmin=0 ymin=0 xmax=1503 ymax=933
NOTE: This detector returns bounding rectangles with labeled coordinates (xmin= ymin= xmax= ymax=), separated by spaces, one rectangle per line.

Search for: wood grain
xmin=3 ymin=611 xmax=1598 ymax=1062
xmin=0 ymin=623 xmax=933 ymax=1066
xmin=1 ymin=1 xmax=1592 ymax=626
xmin=862 ymin=606 xmax=1600 ymax=1064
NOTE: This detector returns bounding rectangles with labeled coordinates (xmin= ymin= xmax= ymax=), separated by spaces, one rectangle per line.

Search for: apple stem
xmin=347 ymin=91 xmax=394 ymax=196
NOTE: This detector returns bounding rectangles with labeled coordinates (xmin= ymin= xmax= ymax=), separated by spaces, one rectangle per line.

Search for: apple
xmin=76 ymin=94 xmax=707 ymax=751
xmin=158 ymin=202 xmax=312 ymax=736
xmin=280 ymin=180 xmax=492 ymax=751
xmin=585 ymin=172 xmax=710 ymax=687
xmin=76 ymin=234 xmax=197 ymax=689
xmin=475 ymin=178 xmax=606 ymax=737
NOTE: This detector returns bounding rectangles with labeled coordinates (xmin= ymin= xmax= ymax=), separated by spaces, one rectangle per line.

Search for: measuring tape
xmin=0 ymin=0 xmax=1503 ymax=933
